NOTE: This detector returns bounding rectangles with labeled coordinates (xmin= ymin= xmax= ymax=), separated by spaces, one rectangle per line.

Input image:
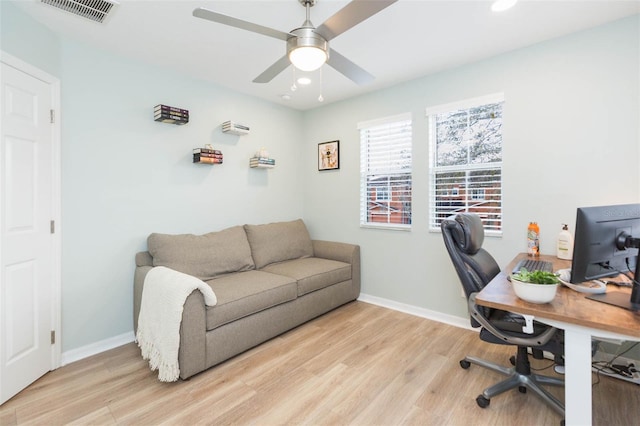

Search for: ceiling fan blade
xmin=253 ymin=55 xmax=291 ymax=83
xmin=315 ymin=0 xmax=398 ymax=41
xmin=327 ymin=49 xmax=375 ymax=85
xmin=193 ymin=7 xmax=290 ymax=41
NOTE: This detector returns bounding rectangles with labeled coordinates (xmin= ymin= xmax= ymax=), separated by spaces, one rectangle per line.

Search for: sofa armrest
xmin=312 ymin=240 xmax=361 ymax=298
xmin=312 ymin=240 xmax=357 ymax=263
xmin=133 ymin=262 xmax=207 ymax=380
xmin=133 ymin=265 xmax=152 ymax=333
xmin=178 ymin=290 xmax=207 ymax=379
xmin=136 ymin=251 xmax=153 ymax=267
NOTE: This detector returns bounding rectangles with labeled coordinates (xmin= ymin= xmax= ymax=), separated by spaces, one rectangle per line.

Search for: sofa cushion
xmin=261 ymin=257 xmax=351 ymax=296
xmin=147 ymin=226 xmax=255 ymax=281
xmin=205 ymin=271 xmax=297 ymax=330
xmin=244 ymin=219 xmax=314 ymax=269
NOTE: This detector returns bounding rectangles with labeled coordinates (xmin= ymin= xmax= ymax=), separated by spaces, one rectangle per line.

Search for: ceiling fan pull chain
xmin=291 ymin=66 xmax=298 ymax=92
xmin=318 ymin=67 xmax=324 ymax=102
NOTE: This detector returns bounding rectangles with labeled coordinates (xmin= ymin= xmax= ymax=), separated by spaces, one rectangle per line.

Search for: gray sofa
xmin=133 ymin=219 xmax=360 ymax=379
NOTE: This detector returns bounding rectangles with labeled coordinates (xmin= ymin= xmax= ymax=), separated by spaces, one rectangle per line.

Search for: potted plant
xmin=510 ymin=268 xmax=560 ymax=304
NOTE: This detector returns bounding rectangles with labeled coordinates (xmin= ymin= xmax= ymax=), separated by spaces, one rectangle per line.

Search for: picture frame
xmin=318 ymin=140 xmax=340 ymax=171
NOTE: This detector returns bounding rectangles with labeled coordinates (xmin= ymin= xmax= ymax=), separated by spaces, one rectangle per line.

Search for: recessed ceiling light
xmin=491 ymin=0 xmax=518 ymax=12
xmin=297 ymin=77 xmax=312 ymax=85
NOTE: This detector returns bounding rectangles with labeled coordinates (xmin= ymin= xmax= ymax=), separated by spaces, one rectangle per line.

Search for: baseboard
xmin=61 ymin=331 xmax=135 ymax=366
xmin=358 ymin=293 xmax=474 ymax=331
xmin=59 ymin=298 xmax=470 ymax=367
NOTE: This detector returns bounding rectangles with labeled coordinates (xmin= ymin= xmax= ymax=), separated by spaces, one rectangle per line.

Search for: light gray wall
xmin=0 ymin=1 xmax=60 ymax=76
xmin=56 ymin=40 xmax=304 ymax=351
xmin=302 ymin=16 xmax=640 ymax=320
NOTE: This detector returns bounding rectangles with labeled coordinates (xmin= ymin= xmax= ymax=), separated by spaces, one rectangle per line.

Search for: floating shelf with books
xmin=193 ymin=148 xmax=223 ymax=165
xmin=154 ymin=104 xmax=189 ymax=125
xmin=249 ymin=157 xmax=275 ymax=169
xmin=222 ymin=121 xmax=250 ymax=136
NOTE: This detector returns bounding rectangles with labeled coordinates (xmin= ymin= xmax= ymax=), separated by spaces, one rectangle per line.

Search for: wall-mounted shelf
xmin=194 ymin=148 xmax=223 ymax=164
xmin=249 ymin=157 xmax=275 ymax=168
xmin=155 ymin=104 xmax=189 ymax=125
xmin=222 ymin=121 xmax=250 ymax=136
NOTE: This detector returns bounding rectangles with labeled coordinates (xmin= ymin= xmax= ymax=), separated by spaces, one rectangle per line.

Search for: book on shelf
xmin=154 ymin=116 xmax=189 ymax=125
xmin=193 ymin=148 xmax=222 ymax=155
xmin=249 ymin=157 xmax=275 ymax=168
xmin=222 ymin=121 xmax=250 ymax=135
xmin=194 ymin=155 xmax=223 ymax=164
xmin=154 ymin=104 xmax=189 ymax=125
xmin=155 ymin=104 xmax=189 ymax=116
xmin=250 ymin=157 xmax=275 ymax=165
xmin=194 ymin=152 xmax=223 ymax=159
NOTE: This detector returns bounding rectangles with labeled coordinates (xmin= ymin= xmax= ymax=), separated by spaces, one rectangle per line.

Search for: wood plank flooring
xmin=1 ymin=301 xmax=638 ymax=425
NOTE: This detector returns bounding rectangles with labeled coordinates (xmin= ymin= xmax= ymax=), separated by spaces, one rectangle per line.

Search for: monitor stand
xmin=587 ymin=291 xmax=640 ymax=312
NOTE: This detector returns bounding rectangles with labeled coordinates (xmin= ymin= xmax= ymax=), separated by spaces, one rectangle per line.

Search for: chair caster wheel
xmin=518 ymin=386 xmax=527 ymax=393
xmin=510 ymin=356 xmax=516 ymax=366
xmin=460 ymin=360 xmax=471 ymax=369
xmin=476 ymin=395 xmax=490 ymax=408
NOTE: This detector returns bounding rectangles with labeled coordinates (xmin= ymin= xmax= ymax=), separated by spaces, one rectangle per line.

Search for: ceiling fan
xmin=193 ymin=0 xmax=398 ymax=85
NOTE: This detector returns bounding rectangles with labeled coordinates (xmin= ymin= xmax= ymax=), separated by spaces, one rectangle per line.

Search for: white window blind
xmin=359 ymin=114 xmax=412 ymax=229
xmin=427 ymin=96 xmax=503 ymax=235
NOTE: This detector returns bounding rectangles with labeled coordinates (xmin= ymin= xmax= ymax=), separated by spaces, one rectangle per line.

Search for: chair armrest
xmin=469 ymin=293 xmax=558 ymax=347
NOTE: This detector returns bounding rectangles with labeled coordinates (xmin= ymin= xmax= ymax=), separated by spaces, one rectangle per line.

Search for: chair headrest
xmin=451 ymin=213 xmax=485 ymax=255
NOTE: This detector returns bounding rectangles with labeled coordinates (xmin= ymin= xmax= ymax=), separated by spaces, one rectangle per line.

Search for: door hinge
xmin=50 ymin=220 xmax=55 ymax=234
xmin=51 ymin=330 xmax=56 ymax=345
xmin=50 ymin=109 xmax=55 ymax=124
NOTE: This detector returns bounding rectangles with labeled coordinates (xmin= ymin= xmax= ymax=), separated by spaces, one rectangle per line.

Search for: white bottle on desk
xmin=557 ymin=224 xmax=573 ymax=260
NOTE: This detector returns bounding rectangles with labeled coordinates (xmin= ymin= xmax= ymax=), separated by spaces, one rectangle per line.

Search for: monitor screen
xmin=570 ymin=203 xmax=640 ymax=311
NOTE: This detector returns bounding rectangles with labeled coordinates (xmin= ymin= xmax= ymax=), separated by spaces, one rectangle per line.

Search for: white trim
xmin=0 ymin=51 xmax=62 ymax=370
xmin=358 ymin=293 xmax=475 ymax=331
xmin=357 ymin=112 xmax=412 ymax=129
xmin=61 ymin=332 xmax=135 ymax=366
xmin=425 ymin=92 xmax=505 ymax=116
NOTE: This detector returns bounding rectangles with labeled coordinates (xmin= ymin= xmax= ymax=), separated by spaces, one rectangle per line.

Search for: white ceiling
xmin=11 ymin=0 xmax=640 ymax=110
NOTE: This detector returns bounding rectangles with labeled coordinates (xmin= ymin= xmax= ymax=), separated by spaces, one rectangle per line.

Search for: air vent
xmin=41 ymin=0 xmax=118 ymax=24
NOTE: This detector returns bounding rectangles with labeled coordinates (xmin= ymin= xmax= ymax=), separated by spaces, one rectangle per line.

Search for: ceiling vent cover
xmin=41 ymin=0 xmax=118 ymax=23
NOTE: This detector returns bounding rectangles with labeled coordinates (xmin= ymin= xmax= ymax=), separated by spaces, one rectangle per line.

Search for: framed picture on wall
xmin=318 ymin=140 xmax=340 ymax=171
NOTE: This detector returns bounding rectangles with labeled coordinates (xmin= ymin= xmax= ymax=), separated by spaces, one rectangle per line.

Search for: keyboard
xmin=512 ymin=258 xmax=554 ymax=274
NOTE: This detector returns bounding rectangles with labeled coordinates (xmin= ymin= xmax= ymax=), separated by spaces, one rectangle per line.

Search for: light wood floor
xmin=1 ymin=301 xmax=638 ymax=425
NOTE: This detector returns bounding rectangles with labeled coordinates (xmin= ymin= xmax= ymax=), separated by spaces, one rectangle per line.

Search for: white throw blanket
xmin=136 ymin=266 xmax=217 ymax=382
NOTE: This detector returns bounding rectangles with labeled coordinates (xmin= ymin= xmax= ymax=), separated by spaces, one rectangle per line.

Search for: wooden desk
xmin=476 ymin=253 xmax=640 ymax=426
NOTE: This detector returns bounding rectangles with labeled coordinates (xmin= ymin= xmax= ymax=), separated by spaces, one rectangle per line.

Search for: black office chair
xmin=441 ymin=213 xmax=564 ymax=416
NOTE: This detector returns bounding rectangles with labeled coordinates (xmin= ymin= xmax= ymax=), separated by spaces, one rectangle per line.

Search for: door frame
xmin=0 ymin=51 xmax=62 ymax=370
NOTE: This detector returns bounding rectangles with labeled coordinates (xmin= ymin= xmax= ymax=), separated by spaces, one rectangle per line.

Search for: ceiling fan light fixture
xmin=289 ymin=46 xmax=326 ymax=71
xmin=491 ymin=0 xmax=518 ymax=12
xmin=287 ymin=27 xmax=328 ymax=72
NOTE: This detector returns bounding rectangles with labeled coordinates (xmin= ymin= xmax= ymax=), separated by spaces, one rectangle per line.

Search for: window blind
xmin=359 ymin=116 xmax=412 ymax=229
xmin=428 ymin=98 xmax=503 ymax=235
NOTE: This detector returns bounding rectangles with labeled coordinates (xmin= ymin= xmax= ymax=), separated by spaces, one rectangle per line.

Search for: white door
xmin=0 ymin=55 xmax=60 ymax=405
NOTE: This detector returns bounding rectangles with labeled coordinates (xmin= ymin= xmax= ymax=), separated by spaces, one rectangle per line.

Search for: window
xmin=427 ymin=94 xmax=503 ymax=234
xmin=359 ymin=113 xmax=412 ymax=229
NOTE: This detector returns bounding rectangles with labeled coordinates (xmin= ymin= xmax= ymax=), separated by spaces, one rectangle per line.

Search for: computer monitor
xmin=570 ymin=203 xmax=640 ymax=311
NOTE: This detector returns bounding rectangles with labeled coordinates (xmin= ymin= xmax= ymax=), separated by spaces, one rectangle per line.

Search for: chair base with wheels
xmin=460 ymin=345 xmax=564 ymax=415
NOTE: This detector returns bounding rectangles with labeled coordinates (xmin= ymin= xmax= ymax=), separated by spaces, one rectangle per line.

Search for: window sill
xmin=361 ymin=223 xmax=411 ymax=231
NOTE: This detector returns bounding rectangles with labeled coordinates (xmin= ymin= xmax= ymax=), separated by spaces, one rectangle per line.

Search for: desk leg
xmin=564 ymin=329 xmax=592 ymax=426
